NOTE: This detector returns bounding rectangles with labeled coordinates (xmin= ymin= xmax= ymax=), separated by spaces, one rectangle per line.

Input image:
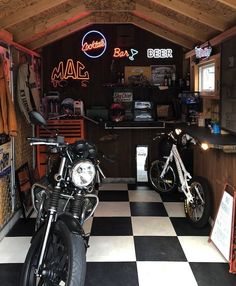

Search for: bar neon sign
xmin=113 ymin=48 xmax=138 ymax=61
xmin=51 ymin=59 xmax=90 ymax=88
xmin=81 ymin=30 xmax=107 ymax=58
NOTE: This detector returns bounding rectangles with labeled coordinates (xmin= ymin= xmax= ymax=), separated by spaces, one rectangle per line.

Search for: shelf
xmin=105 ymin=121 xmax=165 ymax=129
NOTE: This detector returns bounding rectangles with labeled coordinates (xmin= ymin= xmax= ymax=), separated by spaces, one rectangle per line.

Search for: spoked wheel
xmin=184 ymin=176 xmax=212 ymax=228
xmin=149 ymin=160 xmax=176 ymax=193
xmin=20 ymin=220 xmax=86 ymax=286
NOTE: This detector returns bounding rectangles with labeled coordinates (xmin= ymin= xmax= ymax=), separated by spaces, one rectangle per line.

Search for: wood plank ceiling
xmin=0 ymin=0 xmax=235 ymax=51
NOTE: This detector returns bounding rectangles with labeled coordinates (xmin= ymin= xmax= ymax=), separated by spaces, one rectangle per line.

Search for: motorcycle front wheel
xmin=148 ymin=160 xmax=176 ymax=193
xmin=20 ymin=220 xmax=86 ymax=286
xmin=184 ymin=176 xmax=212 ymax=228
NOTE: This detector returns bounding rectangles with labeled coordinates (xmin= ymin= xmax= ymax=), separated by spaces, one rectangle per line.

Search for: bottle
xmin=164 ymin=72 xmax=168 ymax=86
xmin=172 ymin=72 xmax=176 ymax=86
xmin=168 ymin=75 xmax=172 ymax=87
xmin=121 ymin=73 xmax=125 ymax=85
xmin=186 ymin=72 xmax=190 ymax=89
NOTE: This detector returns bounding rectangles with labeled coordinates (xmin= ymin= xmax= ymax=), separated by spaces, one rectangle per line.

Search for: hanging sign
xmin=81 ymin=30 xmax=107 ymax=58
xmin=113 ymin=48 xmax=138 ymax=61
xmin=51 ymin=59 xmax=90 ymax=88
xmin=195 ymin=44 xmax=212 ymax=59
xmin=147 ymin=48 xmax=173 ymax=58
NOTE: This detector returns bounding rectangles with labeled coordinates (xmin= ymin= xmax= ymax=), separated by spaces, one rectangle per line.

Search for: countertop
xmin=103 ymin=120 xmax=236 ymax=152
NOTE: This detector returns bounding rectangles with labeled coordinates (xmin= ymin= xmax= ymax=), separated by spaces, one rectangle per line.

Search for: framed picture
xmin=151 ymin=65 xmax=175 ymax=86
xmin=125 ymin=66 xmax=151 ymax=85
xmin=15 ymin=162 xmax=33 ymax=218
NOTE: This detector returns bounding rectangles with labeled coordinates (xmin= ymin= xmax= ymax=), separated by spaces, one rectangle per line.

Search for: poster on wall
xmin=125 ymin=66 xmax=151 ymax=85
xmin=0 ymin=141 xmax=11 ymax=177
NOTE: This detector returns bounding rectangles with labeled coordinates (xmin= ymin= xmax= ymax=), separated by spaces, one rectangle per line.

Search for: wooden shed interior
xmin=0 ymin=0 xmax=235 ymax=51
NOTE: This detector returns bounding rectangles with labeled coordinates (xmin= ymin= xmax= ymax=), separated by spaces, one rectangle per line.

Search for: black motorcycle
xmin=20 ymin=111 xmax=105 ymax=286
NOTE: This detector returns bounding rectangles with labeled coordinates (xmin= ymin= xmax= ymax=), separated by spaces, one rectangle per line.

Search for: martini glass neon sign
xmin=81 ymin=30 xmax=107 ymax=58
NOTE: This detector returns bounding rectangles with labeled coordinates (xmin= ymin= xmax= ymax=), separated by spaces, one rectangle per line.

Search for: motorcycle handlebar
xmin=27 ymin=136 xmax=66 ymax=146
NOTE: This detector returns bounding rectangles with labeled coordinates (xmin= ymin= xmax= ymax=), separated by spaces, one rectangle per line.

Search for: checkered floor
xmin=0 ymin=183 xmax=235 ymax=286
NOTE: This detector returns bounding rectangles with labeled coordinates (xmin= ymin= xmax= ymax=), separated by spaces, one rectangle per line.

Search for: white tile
xmin=178 ymin=236 xmax=228 ymax=262
xmin=137 ymin=261 xmax=198 ymax=286
xmin=163 ymin=202 xmax=186 ymax=217
xmin=87 ymin=236 xmax=136 ymax=262
xmin=128 ymin=190 xmax=162 ymax=202
xmin=132 ymin=217 xmax=176 ymax=236
xmin=93 ymin=202 xmax=131 ymax=217
xmin=99 ymin=183 xmax=128 ymax=191
xmin=0 ymin=237 xmax=31 ymax=263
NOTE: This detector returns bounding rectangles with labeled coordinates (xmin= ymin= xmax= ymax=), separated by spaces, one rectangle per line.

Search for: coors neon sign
xmin=81 ymin=30 xmax=107 ymax=58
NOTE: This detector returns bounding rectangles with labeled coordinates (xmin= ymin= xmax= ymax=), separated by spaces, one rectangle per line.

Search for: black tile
xmin=0 ymin=263 xmax=22 ymax=286
xmin=6 ymin=218 xmax=36 ymax=237
xmin=90 ymin=217 xmax=132 ymax=236
xmin=85 ymin=262 xmax=139 ymax=286
xmin=190 ymin=262 xmax=236 ymax=286
xmin=130 ymin=202 xmax=168 ymax=216
xmin=170 ymin=217 xmax=211 ymax=236
xmin=128 ymin=183 xmax=152 ymax=191
xmin=134 ymin=236 xmax=187 ymax=261
xmin=98 ymin=190 xmax=129 ymax=201
xmin=159 ymin=190 xmax=185 ymax=202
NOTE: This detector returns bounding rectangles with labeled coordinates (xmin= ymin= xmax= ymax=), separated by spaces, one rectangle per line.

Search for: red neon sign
xmin=113 ymin=48 xmax=129 ymax=58
xmin=82 ymin=39 xmax=105 ymax=52
xmin=113 ymin=48 xmax=138 ymax=61
xmin=51 ymin=59 xmax=90 ymax=88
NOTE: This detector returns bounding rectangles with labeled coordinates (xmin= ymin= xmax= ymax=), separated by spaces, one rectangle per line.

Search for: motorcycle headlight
xmin=71 ymin=160 xmax=96 ymax=187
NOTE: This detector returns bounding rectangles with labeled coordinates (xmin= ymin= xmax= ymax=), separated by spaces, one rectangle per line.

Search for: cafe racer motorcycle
xmin=20 ymin=111 xmax=105 ymax=286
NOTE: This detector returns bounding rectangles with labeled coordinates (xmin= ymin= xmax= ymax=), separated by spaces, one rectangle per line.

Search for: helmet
xmin=109 ymin=102 xmax=125 ymax=122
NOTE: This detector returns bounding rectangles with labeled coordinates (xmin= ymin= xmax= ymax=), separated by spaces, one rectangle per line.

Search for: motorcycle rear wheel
xmin=184 ymin=176 xmax=212 ymax=228
xmin=20 ymin=220 xmax=86 ymax=286
xmin=148 ymin=160 xmax=176 ymax=193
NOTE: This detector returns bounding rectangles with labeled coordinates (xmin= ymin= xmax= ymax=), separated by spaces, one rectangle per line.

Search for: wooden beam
xmin=152 ymin=0 xmax=227 ymax=31
xmin=185 ymin=26 xmax=236 ymax=58
xmin=0 ymin=0 xmax=70 ymax=28
xmin=0 ymin=28 xmax=13 ymax=42
xmin=134 ymin=3 xmax=208 ymax=43
xmin=216 ymin=0 xmax=236 ymax=9
xmin=15 ymin=3 xmax=88 ymax=44
xmin=27 ymin=16 xmax=92 ymax=50
xmin=132 ymin=15 xmax=194 ymax=49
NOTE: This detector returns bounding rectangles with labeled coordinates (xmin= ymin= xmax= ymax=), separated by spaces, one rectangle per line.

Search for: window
xmin=193 ymin=54 xmax=220 ymax=98
xmin=199 ymin=62 xmax=215 ymax=92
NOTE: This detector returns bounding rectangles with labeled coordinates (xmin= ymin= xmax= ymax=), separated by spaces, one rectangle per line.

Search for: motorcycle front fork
xmin=34 ymin=209 xmax=56 ymax=277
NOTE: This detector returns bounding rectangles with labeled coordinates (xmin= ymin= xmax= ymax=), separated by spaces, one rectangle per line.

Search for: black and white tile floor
xmin=0 ymin=183 xmax=235 ymax=286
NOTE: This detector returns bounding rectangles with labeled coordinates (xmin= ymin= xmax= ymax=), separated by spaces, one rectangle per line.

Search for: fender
xmin=57 ymin=213 xmax=84 ymax=235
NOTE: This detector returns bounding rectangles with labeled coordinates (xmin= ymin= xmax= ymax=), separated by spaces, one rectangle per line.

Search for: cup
xmin=212 ymin=123 xmax=221 ymax=134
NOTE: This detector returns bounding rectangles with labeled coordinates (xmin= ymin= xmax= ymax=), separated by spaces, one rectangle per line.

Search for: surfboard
xmin=17 ymin=63 xmax=40 ymax=123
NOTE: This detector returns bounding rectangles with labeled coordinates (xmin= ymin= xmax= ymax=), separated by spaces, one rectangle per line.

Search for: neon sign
xmin=51 ymin=59 xmax=90 ymax=88
xmin=147 ymin=49 xmax=173 ymax=58
xmin=81 ymin=30 xmax=107 ymax=58
xmin=195 ymin=45 xmax=212 ymax=59
xmin=113 ymin=48 xmax=138 ymax=61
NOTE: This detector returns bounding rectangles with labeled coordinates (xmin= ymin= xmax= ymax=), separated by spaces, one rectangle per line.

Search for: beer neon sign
xmin=113 ymin=48 xmax=138 ymax=61
xmin=51 ymin=59 xmax=90 ymax=88
xmin=147 ymin=48 xmax=173 ymax=58
xmin=81 ymin=30 xmax=107 ymax=58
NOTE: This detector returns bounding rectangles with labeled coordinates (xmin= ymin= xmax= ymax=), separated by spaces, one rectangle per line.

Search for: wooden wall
xmin=42 ymin=24 xmax=184 ymax=106
xmin=42 ymin=24 xmax=184 ymax=178
xmin=194 ymin=147 xmax=236 ymax=219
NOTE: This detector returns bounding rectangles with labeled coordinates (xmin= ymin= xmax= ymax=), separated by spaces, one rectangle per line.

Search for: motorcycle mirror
xmin=29 ymin=111 xmax=47 ymax=126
